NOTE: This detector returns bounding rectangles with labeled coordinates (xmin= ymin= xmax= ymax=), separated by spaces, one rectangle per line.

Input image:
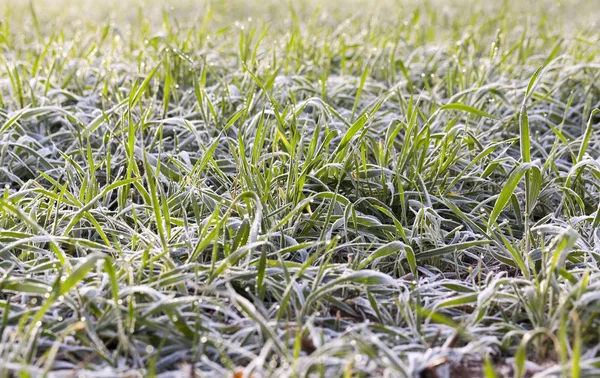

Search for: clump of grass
xmin=0 ymin=0 xmax=600 ymax=376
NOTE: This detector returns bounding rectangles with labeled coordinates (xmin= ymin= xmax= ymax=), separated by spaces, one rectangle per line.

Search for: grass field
xmin=0 ymin=0 xmax=599 ymax=376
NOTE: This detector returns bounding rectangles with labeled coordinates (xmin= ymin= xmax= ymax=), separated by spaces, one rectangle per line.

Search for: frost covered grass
xmin=0 ymin=0 xmax=599 ymax=376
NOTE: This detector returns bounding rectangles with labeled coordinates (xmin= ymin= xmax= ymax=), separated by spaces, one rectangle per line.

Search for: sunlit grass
xmin=0 ymin=0 xmax=599 ymax=376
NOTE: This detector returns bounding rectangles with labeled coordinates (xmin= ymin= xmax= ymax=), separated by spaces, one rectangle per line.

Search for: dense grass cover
xmin=0 ymin=0 xmax=599 ymax=376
